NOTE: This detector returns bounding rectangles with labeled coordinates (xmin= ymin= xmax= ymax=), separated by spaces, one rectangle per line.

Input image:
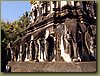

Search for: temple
xmin=7 ymin=1 xmax=96 ymax=63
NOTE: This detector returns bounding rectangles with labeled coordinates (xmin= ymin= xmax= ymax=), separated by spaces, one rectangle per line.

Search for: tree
xmin=1 ymin=11 xmax=31 ymax=72
xmin=1 ymin=11 xmax=30 ymax=44
xmin=19 ymin=11 xmax=30 ymax=29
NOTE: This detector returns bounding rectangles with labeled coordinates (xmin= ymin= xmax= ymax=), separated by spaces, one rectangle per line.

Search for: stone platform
xmin=8 ymin=61 xmax=96 ymax=72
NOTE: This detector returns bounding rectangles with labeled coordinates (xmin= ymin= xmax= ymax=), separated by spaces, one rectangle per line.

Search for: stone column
xmin=67 ymin=1 xmax=71 ymax=6
xmin=56 ymin=34 xmax=59 ymax=61
xmin=40 ymin=41 xmax=44 ymax=62
xmin=48 ymin=1 xmax=50 ymax=14
xmin=39 ymin=2 xmax=42 ymax=21
xmin=53 ymin=1 xmax=57 ymax=17
xmin=44 ymin=29 xmax=50 ymax=61
xmin=19 ymin=44 xmax=23 ymax=62
xmin=52 ymin=36 xmax=56 ymax=62
xmin=25 ymin=43 xmax=30 ymax=62
xmin=17 ymin=46 xmax=20 ymax=62
xmin=71 ymin=1 xmax=74 ymax=6
xmin=10 ymin=47 xmax=14 ymax=61
xmin=60 ymin=35 xmax=65 ymax=58
xmin=61 ymin=1 xmax=67 ymax=7
xmin=58 ymin=1 xmax=61 ymax=15
xmin=50 ymin=1 xmax=54 ymax=14
xmin=54 ymin=37 xmax=56 ymax=54
xmin=13 ymin=47 xmax=17 ymax=61
xmin=37 ymin=38 xmax=43 ymax=62
xmin=31 ymin=4 xmax=35 ymax=21
xmin=37 ymin=1 xmax=39 ymax=17
xmin=8 ymin=43 xmax=14 ymax=61
xmin=56 ymin=1 xmax=58 ymax=8
xmin=76 ymin=1 xmax=80 ymax=7
xmin=29 ymin=34 xmax=34 ymax=61
xmin=34 ymin=40 xmax=39 ymax=61
xmin=38 ymin=38 xmax=44 ymax=62
xmin=90 ymin=37 xmax=95 ymax=58
xmin=44 ymin=39 xmax=47 ymax=60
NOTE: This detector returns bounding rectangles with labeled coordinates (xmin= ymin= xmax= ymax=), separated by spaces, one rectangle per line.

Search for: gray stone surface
xmin=8 ymin=61 xmax=96 ymax=72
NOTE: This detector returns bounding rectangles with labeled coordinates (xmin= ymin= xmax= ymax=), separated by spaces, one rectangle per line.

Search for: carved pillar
xmin=52 ymin=36 xmax=56 ymax=62
xmin=39 ymin=1 xmax=42 ymax=21
xmin=56 ymin=34 xmax=59 ymax=61
xmin=50 ymin=1 xmax=54 ymax=14
xmin=67 ymin=1 xmax=71 ymax=6
xmin=54 ymin=36 xmax=56 ymax=55
xmin=40 ymin=38 xmax=44 ymax=61
xmin=37 ymin=38 xmax=43 ymax=62
xmin=44 ymin=39 xmax=47 ymax=60
xmin=25 ymin=43 xmax=30 ymax=62
xmin=10 ymin=47 xmax=14 ymax=61
xmin=53 ymin=1 xmax=57 ymax=17
xmin=19 ymin=44 xmax=23 ymax=62
xmin=17 ymin=46 xmax=20 ymax=62
xmin=71 ymin=1 xmax=74 ymax=6
xmin=37 ymin=39 xmax=40 ymax=60
xmin=90 ymin=37 xmax=95 ymax=58
xmin=45 ymin=29 xmax=50 ymax=61
xmin=48 ymin=1 xmax=50 ymax=14
xmin=58 ymin=1 xmax=61 ymax=15
xmin=38 ymin=38 xmax=44 ymax=62
xmin=14 ymin=47 xmax=17 ymax=61
xmin=37 ymin=1 xmax=39 ymax=17
xmin=60 ymin=35 xmax=65 ymax=57
xmin=34 ymin=40 xmax=39 ymax=61
xmin=29 ymin=34 xmax=34 ymax=61
xmin=61 ymin=1 xmax=67 ymax=7
xmin=7 ymin=43 xmax=13 ymax=61
xmin=31 ymin=4 xmax=35 ymax=22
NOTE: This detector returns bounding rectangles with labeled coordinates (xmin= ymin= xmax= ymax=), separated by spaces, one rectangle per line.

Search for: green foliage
xmin=19 ymin=11 xmax=30 ymax=29
xmin=1 ymin=11 xmax=30 ymax=45
xmin=1 ymin=11 xmax=31 ymax=72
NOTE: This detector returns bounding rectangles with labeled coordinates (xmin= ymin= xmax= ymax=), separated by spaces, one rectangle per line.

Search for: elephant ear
xmin=55 ymin=24 xmax=65 ymax=37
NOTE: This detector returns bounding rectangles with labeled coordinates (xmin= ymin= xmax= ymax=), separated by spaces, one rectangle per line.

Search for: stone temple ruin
xmin=6 ymin=1 xmax=96 ymax=72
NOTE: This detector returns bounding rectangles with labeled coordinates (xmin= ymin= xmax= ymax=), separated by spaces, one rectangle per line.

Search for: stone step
xmin=8 ymin=61 xmax=96 ymax=72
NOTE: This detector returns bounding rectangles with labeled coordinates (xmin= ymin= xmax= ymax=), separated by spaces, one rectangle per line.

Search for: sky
xmin=1 ymin=1 xmax=31 ymax=22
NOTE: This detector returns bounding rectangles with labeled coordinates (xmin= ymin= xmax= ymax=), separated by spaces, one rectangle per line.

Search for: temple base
xmin=7 ymin=61 xmax=96 ymax=72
